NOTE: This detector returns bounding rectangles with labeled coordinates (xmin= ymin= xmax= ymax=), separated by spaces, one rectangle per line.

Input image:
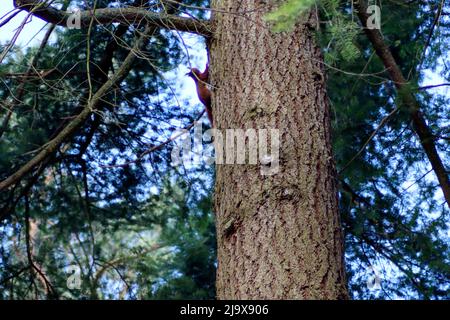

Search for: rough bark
xmin=210 ymin=1 xmax=348 ymax=299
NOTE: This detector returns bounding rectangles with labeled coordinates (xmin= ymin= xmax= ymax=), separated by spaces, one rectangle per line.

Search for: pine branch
xmin=0 ymin=24 xmax=154 ymax=192
xmin=13 ymin=0 xmax=212 ymax=37
xmin=355 ymin=0 xmax=450 ymax=207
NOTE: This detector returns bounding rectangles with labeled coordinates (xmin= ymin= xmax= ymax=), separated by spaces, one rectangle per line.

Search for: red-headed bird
xmin=186 ymin=64 xmax=213 ymax=126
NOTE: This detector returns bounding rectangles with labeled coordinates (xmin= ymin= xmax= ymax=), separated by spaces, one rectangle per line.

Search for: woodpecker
xmin=186 ymin=64 xmax=213 ymax=126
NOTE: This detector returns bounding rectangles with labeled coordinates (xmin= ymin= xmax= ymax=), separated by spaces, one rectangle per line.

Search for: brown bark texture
xmin=210 ymin=1 xmax=349 ymax=299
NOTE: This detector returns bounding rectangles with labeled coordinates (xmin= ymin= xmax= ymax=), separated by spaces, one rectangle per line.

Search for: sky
xmin=1 ymin=2 xmax=447 ymax=105
xmin=0 ymin=1 xmax=207 ymax=122
xmin=1 ymin=1 xmax=447 ymax=199
xmin=0 ymin=2 xmax=51 ymax=46
xmin=1 ymin=2 xmax=447 ymax=198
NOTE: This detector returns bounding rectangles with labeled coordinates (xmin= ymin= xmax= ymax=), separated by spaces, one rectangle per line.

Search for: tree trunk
xmin=210 ymin=1 xmax=348 ymax=299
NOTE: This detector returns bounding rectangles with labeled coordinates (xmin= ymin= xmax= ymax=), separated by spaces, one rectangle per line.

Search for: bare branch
xmin=0 ymin=23 xmax=56 ymax=138
xmin=339 ymin=106 xmax=400 ymax=174
xmin=356 ymin=0 xmax=450 ymax=207
xmin=100 ymin=109 xmax=206 ymax=169
xmin=24 ymin=196 xmax=57 ymax=299
xmin=0 ymin=24 xmax=155 ymax=192
xmin=14 ymin=0 xmax=212 ymax=37
xmin=418 ymin=83 xmax=450 ymax=90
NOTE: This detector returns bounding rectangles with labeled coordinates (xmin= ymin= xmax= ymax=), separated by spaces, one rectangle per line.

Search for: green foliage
xmin=327 ymin=0 xmax=450 ymax=299
xmin=152 ymin=195 xmax=216 ymax=299
xmin=0 ymin=0 xmax=449 ymax=300
xmin=266 ymin=0 xmax=360 ymax=63
xmin=0 ymin=0 xmax=215 ymax=300
xmin=264 ymin=0 xmax=449 ymax=300
xmin=264 ymin=0 xmax=317 ymax=32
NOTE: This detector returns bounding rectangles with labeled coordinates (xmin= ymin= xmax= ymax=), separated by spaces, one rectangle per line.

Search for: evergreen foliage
xmin=0 ymin=0 xmax=448 ymax=299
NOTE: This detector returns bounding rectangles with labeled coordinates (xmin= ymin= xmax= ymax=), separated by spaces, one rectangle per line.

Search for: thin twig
xmin=339 ymin=107 xmax=399 ymax=174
